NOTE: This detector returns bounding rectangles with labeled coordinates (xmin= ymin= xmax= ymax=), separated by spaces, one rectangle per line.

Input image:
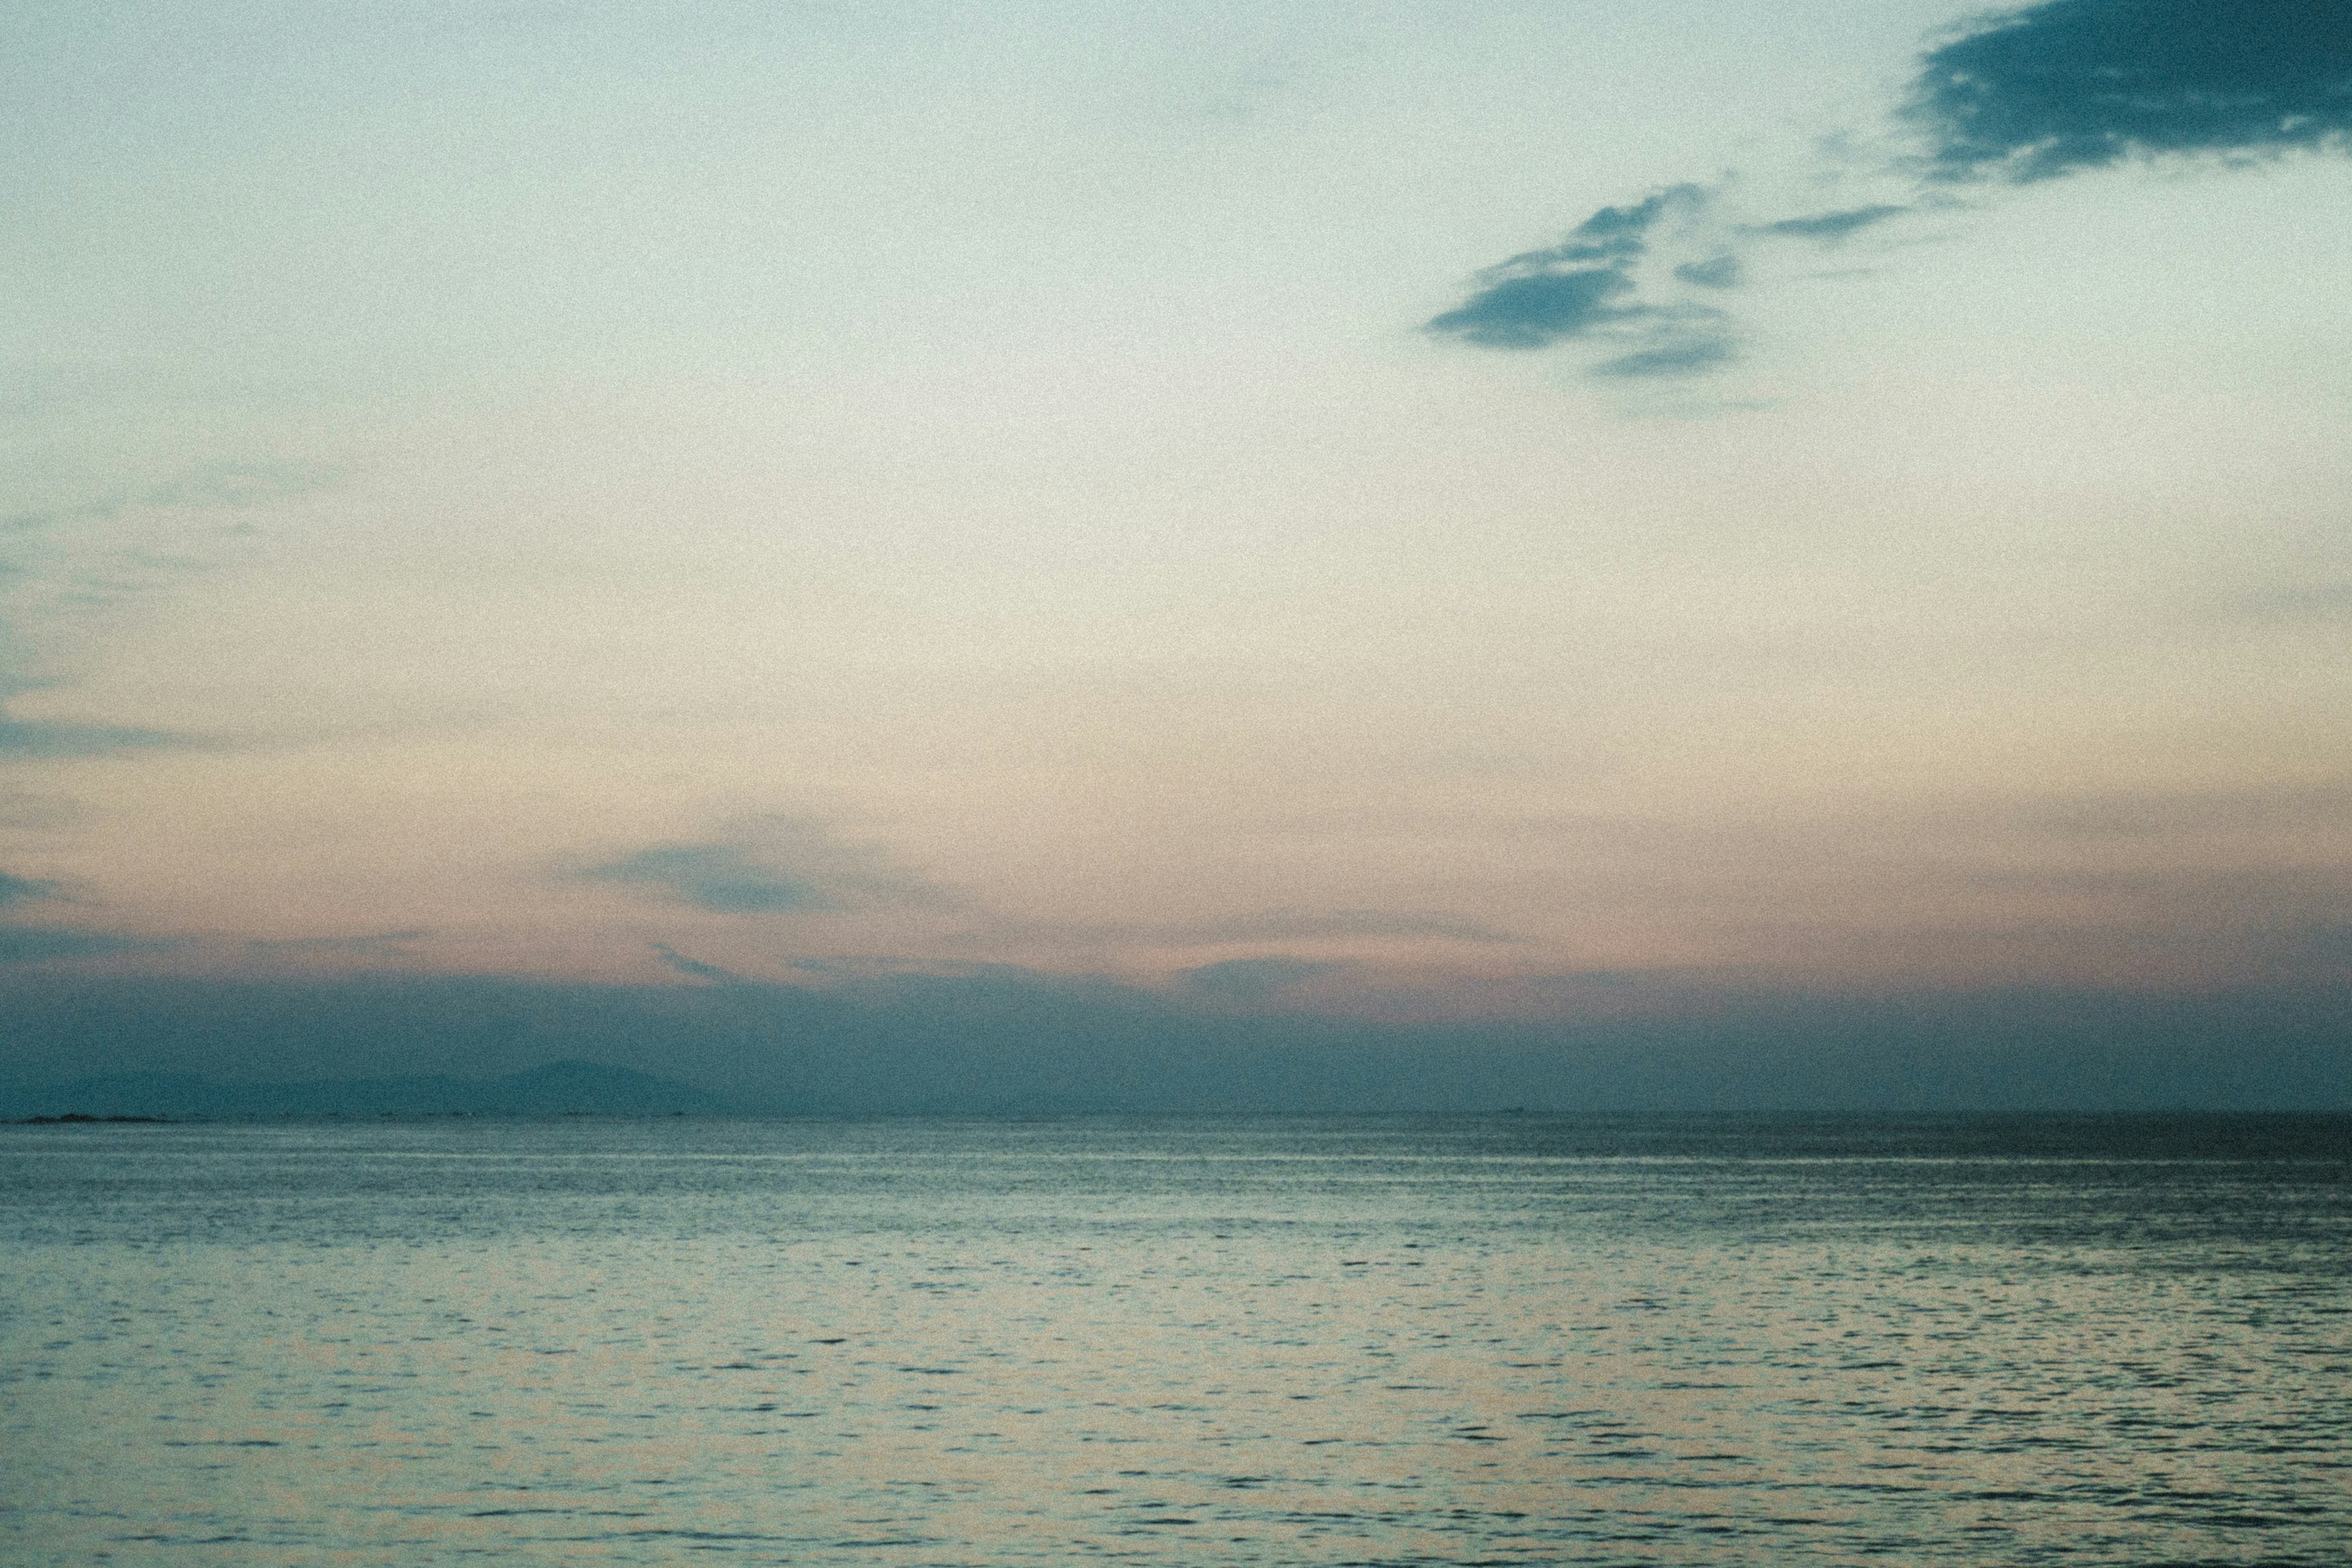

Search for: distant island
xmin=17 ymin=1112 xmax=170 ymax=1125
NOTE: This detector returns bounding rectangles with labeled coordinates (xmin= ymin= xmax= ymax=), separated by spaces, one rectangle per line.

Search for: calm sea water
xmin=4 ymin=1116 xmax=2347 ymax=1566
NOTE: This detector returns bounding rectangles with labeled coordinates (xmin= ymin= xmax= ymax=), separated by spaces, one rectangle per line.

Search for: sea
xmin=3 ymin=1115 xmax=2346 ymax=1566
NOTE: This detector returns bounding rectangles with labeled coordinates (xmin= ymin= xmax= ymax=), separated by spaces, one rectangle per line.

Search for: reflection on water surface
xmin=4 ymin=1116 xmax=2347 ymax=1564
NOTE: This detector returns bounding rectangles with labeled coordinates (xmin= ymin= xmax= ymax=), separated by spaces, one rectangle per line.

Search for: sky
xmin=4 ymin=1 xmax=2350 ymax=1102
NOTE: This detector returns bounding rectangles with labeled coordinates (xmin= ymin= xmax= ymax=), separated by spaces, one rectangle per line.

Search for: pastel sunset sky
xmin=6 ymin=0 xmax=2349 ymax=1049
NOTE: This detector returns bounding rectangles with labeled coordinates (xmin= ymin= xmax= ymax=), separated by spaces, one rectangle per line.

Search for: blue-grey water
xmin=4 ymin=1116 xmax=2347 ymax=1566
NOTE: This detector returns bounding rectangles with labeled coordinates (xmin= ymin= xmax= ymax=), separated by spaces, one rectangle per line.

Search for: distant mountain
xmin=1 ymin=1059 xmax=720 ymax=1121
xmin=5 ymin=971 xmax=2348 ymax=1114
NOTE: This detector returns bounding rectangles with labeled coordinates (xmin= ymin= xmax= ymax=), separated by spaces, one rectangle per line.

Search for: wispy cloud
xmin=586 ymin=844 xmax=838 ymax=913
xmin=1 ymin=460 xmax=340 ymax=753
xmin=0 ymin=870 xmax=61 ymax=908
xmin=1672 ymin=255 xmax=1743 ymax=289
xmin=0 ymin=716 xmax=180 ymax=759
xmin=0 ymin=462 xmax=339 ymax=540
xmin=577 ymin=816 xmax=953 ymax=916
xmin=951 ymin=907 xmax=1521 ymax=951
xmin=0 ymin=926 xmax=171 ymax=966
xmin=1593 ymin=337 xmax=1739 ymax=379
xmin=650 ymin=942 xmax=748 ymax=984
xmin=1430 ymin=0 xmax=2352 ymax=386
xmin=1749 ymin=204 xmax=1911 ymax=241
xmin=1427 ymin=184 xmax=1740 ymax=374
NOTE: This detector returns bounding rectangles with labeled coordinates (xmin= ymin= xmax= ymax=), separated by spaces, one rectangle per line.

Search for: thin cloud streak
xmin=0 ymin=715 xmax=183 ymax=758
xmin=0 ymin=870 xmax=61 ymax=908
xmin=947 ymin=908 xmax=1524 ymax=951
xmin=650 ymin=942 xmax=748 ymax=984
xmin=0 ymin=927 xmax=172 ymax=966
xmin=584 ymin=844 xmax=839 ymax=914
xmin=576 ymin=816 xmax=956 ymax=917
xmin=1 ymin=461 xmax=338 ymax=755
xmin=1749 ymin=205 xmax=1912 ymax=241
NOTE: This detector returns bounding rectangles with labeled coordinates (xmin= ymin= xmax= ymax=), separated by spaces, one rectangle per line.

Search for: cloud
xmin=1751 ymin=204 xmax=1911 ymax=241
xmin=650 ymin=942 xmax=747 ymax=984
xmin=585 ymin=844 xmax=835 ymax=913
xmin=1426 ymin=267 xmax=1640 ymax=350
xmin=1488 ymin=187 xmax=1698 ymax=270
xmin=1427 ymin=184 xmax=1746 ymax=375
xmin=1430 ymin=0 xmax=2351 ymax=389
xmin=0 ymin=870 xmax=60 ymax=908
xmin=1905 ymin=0 xmax=2352 ymax=183
xmin=0 ymin=926 xmax=169 ymax=966
xmin=1 ymin=461 xmax=336 ymax=755
xmin=577 ymin=816 xmax=952 ymax=916
xmin=1428 ymin=184 xmax=1890 ymax=382
xmin=1673 ymin=255 xmax=1743 ymax=288
xmin=1593 ymin=336 xmax=1739 ymax=379
xmin=0 ymin=715 xmax=181 ymax=758
xmin=951 ymin=907 xmax=1522 ymax=951
xmin=1428 ymin=186 xmax=1899 ymax=383
xmin=0 ymin=462 xmax=339 ymax=539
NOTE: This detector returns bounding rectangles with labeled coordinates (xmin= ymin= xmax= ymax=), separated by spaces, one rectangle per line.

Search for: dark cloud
xmin=1907 ymin=0 xmax=2352 ymax=182
xmin=583 ymin=844 xmax=837 ymax=914
xmin=1425 ymin=268 xmax=1639 ymax=350
xmin=1752 ymin=204 xmax=1911 ymax=240
xmin=1483 ymin=186 xmax=1700 ymax=273
xmin=1427 ymin=185 xmax=1738 ymax=374
xmin=1428 ymin=189 xmax=1883 ymax=377
xmin=0 ymin=870 xmax=60 ymax=907
xmin=1432 ymin=1 xmax=2351 ymax=390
